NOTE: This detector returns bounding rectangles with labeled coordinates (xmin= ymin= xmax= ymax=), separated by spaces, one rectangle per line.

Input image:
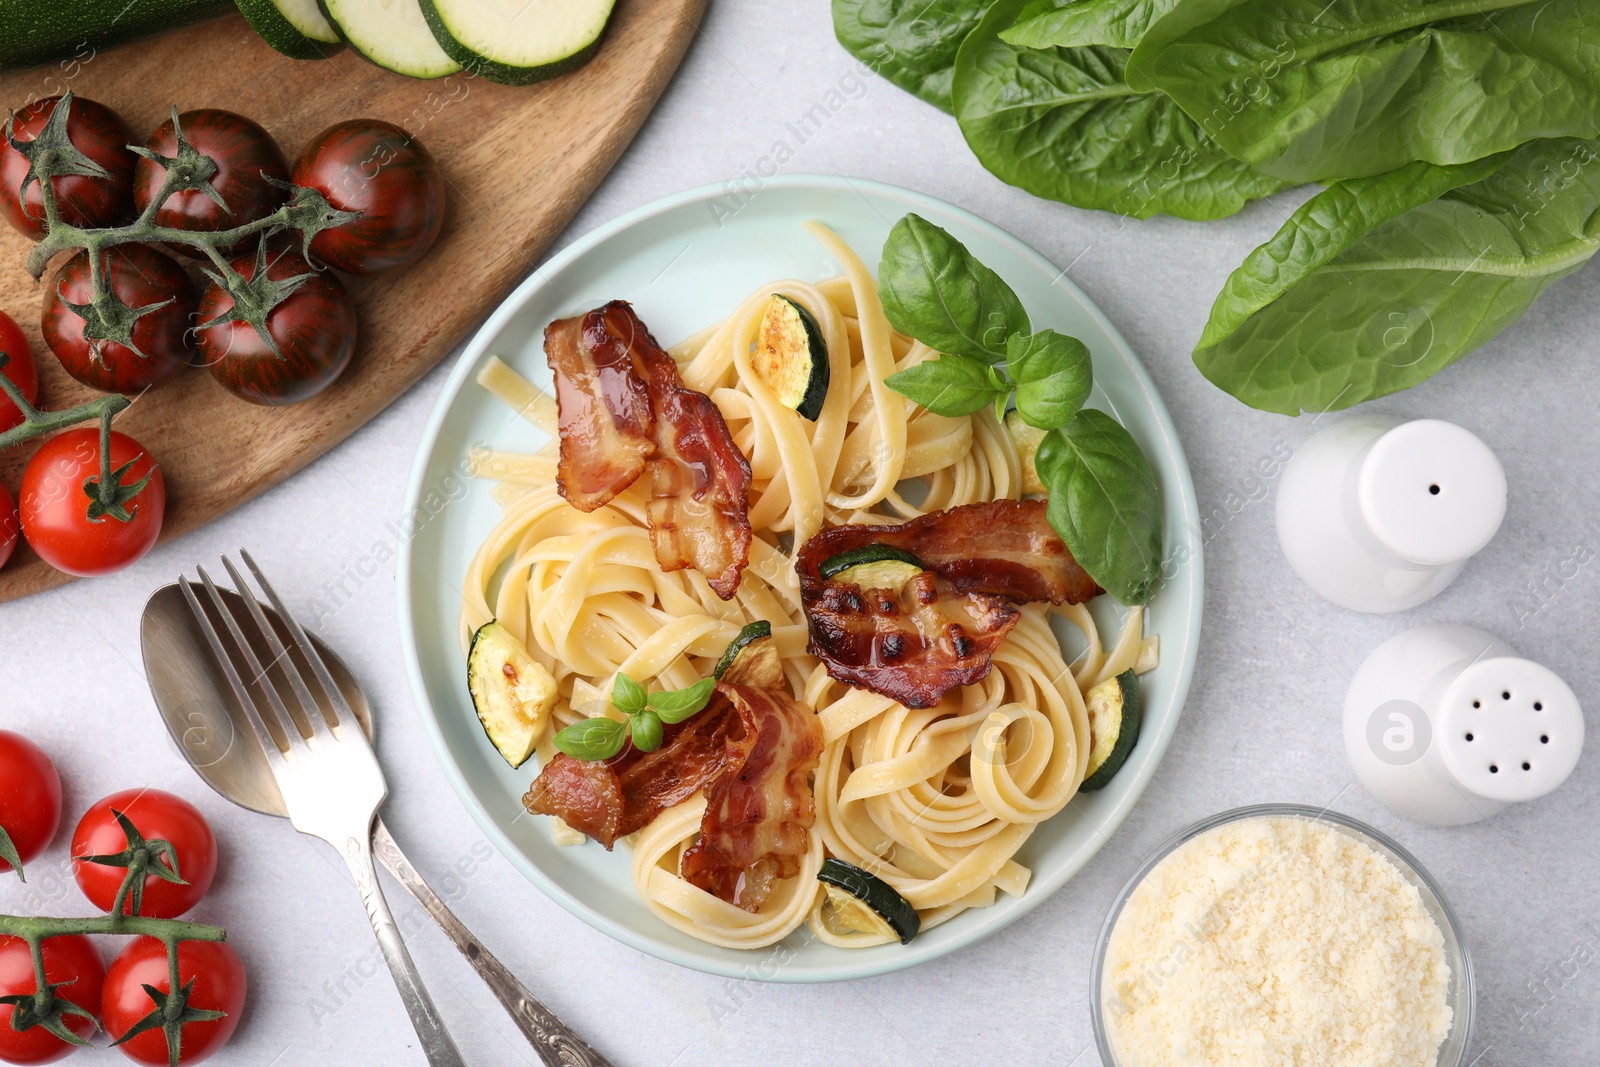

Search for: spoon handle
xmin=373 ymin=821 xmax=616 ymax=1067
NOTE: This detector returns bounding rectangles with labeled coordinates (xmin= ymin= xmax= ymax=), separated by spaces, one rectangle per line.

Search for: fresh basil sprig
xmin=879 ymin=213 xmax=1163 ymax=604
xmin=552 ymin=674 xmax=717 ymax=761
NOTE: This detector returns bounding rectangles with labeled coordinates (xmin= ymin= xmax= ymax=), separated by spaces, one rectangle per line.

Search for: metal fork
xmin=179 ymin=553 xmax=465 ymax=1067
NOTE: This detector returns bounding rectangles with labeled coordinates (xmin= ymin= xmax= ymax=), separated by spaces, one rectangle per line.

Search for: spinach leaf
xmin=953 ymin=0 xmax=1292 ymax=221
xmin=1131 ymin=0 xmax=1600 ymax=183
xmin=1008 ymin=329 xmax=1092 ymax=429
xmin=1004 ymin=0 xmax=1184 ymax=49
xmin=885 ymin=354 xmax=1009 ymax=416
xmin=1195 ymin=137 xmax=1600 ymax=414
xmin=1035 ymin=409 xmax=1163 ymax=604
xmin=832 ymin=0 xmax=994 ymax=113
xmin=879 ymin=213 xmax=1030 ymax=362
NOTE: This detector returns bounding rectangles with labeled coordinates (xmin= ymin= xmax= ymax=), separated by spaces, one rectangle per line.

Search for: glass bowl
xmin=1089 ymin=803 xmax=1475 ymax=1067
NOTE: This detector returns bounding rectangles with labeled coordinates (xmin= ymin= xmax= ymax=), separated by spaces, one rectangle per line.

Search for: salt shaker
xmin=1275 ymin=415 xmax=1507 ymax=613
xmin=1344 ymin=624 xmax=1584 ymax=825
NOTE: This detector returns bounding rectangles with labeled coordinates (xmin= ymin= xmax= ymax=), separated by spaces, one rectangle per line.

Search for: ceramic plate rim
xmin=396 ymin=174 xmax=1203 ymax=982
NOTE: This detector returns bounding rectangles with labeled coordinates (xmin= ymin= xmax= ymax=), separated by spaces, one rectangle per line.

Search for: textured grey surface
xmin=3 ymin=4 xmax=1598 ymax=1064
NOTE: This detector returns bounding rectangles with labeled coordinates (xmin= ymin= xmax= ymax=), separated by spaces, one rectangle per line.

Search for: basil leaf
xmin=1195 ymin=137 xmax=1600 ymax=414
xmin=610 ymin=673 xmax=647 ymax=716
xmin=630 ymin=710 xmax=664 ymax=754
xmin=953 ymin=0 xmax=1292 ymax=222
xmin=552 ymin=718 xmax=627 ymax=761
xmin=1007 ymin=329 xmax=1092 ymax=430
xmin=649 ymin=677 xmax=716 ymax=724
xmin=879 ymin=214 xmax=1029 ymax=362
xmin=1035 ymin=409 xmax=1162 ymax=605
xmin=1004 ymin=0 xmax=1184 ymax=49
xmin=1132 ymin=0 xmax=1600 ymax=183
xmin=885 ymin=354 xmax=1010 ymax=417
xmin=832 ymin=0 xmax=994 ymax=113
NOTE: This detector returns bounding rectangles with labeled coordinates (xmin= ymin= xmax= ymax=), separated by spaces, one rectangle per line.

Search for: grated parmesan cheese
xmin=1102 ymin=815 xmax=1453 ymax=1067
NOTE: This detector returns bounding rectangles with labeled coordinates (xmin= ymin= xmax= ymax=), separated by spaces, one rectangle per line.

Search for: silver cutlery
xmin=140 ymin=552 xmax=611 ymax=1067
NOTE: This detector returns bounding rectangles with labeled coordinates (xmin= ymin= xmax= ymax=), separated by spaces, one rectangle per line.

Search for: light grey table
xmin=3 ymin=5 xmax=1596 ymax=1065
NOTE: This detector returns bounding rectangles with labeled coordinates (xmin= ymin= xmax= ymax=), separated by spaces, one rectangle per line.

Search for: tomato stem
xmin=0 ymin=352 xmax=131 ymax=453
xmin=0 ymin=912 xmax=227 ymax=944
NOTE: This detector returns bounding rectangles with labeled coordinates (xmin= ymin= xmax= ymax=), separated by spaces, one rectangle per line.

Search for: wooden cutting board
xmin=0 ymin=0 xmax=704 ymax=602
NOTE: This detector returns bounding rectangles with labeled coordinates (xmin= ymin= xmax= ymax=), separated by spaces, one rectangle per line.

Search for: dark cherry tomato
xmin=0 ymin=95 xmax=136 ymax=241
xmin=0 ymin=485 xmax=16 ymax=571
xmin=196 ymin=244 xmax=356 ymax=406
xmin=71 ymin=789 xmax=216 ymax=919
xmin=0 ymin=934 xmax=104 ymax=1065
xmin=0 ymin=310 xmax=39 ymax=435
xmin=42 ymin=244 xmax=196 ymax=394
xmin=292 ymin=119 xmax=444 ymax=275
xmin=133 ymin=109 xmax=288 ymax=252
xmin=102 ymin=938 xmax=244 ymax=1066
xmin=19 ymin=428 xmax=164 ymax=577
xmin=0 ymin=731 xmax=61 ymax=878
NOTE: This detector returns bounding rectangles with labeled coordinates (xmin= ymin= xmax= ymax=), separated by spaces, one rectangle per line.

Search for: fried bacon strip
xmin=796 ymin=500 xmax=1100 ymax=708
xmin=544 ymin=301 xmax=752 ymax=598
xmin=523 ymin=670 xmax=822 ymax=912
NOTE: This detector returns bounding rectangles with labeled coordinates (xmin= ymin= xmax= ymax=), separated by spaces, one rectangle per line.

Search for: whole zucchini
xmin=0 ymin=0 xmax=231 ymax=71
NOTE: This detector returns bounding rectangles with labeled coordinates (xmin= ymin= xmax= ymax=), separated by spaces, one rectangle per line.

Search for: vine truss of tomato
xmin=0 ymin=792 xmax=236 ymax=1066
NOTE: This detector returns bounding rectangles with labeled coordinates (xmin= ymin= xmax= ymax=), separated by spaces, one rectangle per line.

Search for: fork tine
xmin=218 ymin=555 xmax=336 ymax=742
xmin=240 ymin=549 xmax=361 ymax=730
xmin=179 ymin=575 xmax=288 ymax=768
xmin=196 ymin=564 xmax=314 ymax=753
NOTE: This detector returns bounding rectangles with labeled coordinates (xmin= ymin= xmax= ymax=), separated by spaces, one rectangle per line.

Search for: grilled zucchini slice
xmin=817 ymin=545 xmax=926 ymax=589
xmin=1005 ymin=410 xmax=1049 ymax=496
xmin=467 ymin=621 xmax=557 ymax=768
xmin=1080 ymin=669 xmax=1141 ymax=791
xmin=753 ymin=294 xmax=830 ymax=420
xmin=817 ymin=858 xmax=920 ymax=944
xmin=713 ymin=621 xmax=783 ymax=689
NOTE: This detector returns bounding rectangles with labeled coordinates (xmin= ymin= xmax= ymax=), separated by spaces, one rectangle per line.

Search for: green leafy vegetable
xmin=879 ymin=213 xmax=1030 ymax=362
xmin=884 ymin=353 xmax=1010 ymax=417
xmin=553 ymin=672 xmax=719 ymax=760
xmin=1194 ymin=137 xmax=1600 ymax=414
xmin=1008 ymin=329 xmax=1091 ymax=429
xmin=1004 ymin=0 xmax=1183 ymax=48
xmin=954 ymin=0 xmax=1292 ymax=221
xmin=1034 ymin=409 xmax=1163 ymax=604
xmin=1130 ymin=0 xmax=1600 ymax=183
xmin=831 ymin=0 xmax=994 ymax=113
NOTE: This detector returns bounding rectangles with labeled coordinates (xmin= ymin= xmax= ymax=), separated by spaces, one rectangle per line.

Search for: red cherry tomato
xmin=0 ymin=486 xmax=17 ymax=572
xmin=133 ymin=109 xmax=288 ymax=252
xmin=19 ymin=428 xmax=165 ymax=578
xmin=292 ymin=119 xmax=444 ymax=275
xmin=0 ymin=310 xmax=39 ymax=435
xmin=0 ymin=95 xmax=136 ymax=241
xmin=0 ymin=934 xmax=104 ymax=1065
xmin=0 ymin=732 xmax=61 ymax=878
xmin=71 ymin=789 xmax=215 ymax=919
xmin=196 ymin=244 xmax=356 ymax=406
xmin=41 ymin=245 xmax=195 ymax=394
xmin=102 ymin=939 xmax=244 ymax=1066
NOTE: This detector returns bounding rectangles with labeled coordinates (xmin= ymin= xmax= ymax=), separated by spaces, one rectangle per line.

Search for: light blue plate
xmin=397 ymin=176 xmax=1203 ymax=982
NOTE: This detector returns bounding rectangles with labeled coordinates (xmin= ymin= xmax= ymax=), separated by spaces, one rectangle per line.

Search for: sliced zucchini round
xmin=753 ymin=294 xmax=830 ymax=421
xmin=1004 ymin=410 xmax=1049 ymax=496
xmin=819 ymin=547 xmax=921 ymax=579
xmin=713 ymin=621 xmax=785 ymax=690
xmin=1080 ymin=669 xmax=1142 ymax=791
xmin=817 ymin=858 xmax=920 ymax=944
xmin=467 ymin=621 xmax=558 ymax=768
xmin=236 ymin=0 xmax=342 ymax=58
xmin=419 ymin=0 xmax=614 ymax=85
xmin=319 ymin=0 xmax=461 ymax=78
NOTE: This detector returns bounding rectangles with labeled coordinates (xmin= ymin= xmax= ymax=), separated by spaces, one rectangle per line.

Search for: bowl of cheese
xmin=1091 ymin=804 xmax=1473 ymax=1067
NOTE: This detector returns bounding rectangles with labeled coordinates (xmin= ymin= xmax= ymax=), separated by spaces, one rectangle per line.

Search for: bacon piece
xmin=796 ymin=501 xmax=1100 ymax=708
xmin=681 ymin=683 xmax=822 ymax=911
xmin=544 ymin=313 xmax=654 ymax=512
xmin=544 ymin=301 xmax=753 ymax=598
xmin=797 ymin=499 xmax=1099 ymax=604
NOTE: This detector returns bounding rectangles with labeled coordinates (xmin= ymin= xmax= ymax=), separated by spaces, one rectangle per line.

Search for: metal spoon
xmin=141 ymin=581 xmax=613 ymax=1067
